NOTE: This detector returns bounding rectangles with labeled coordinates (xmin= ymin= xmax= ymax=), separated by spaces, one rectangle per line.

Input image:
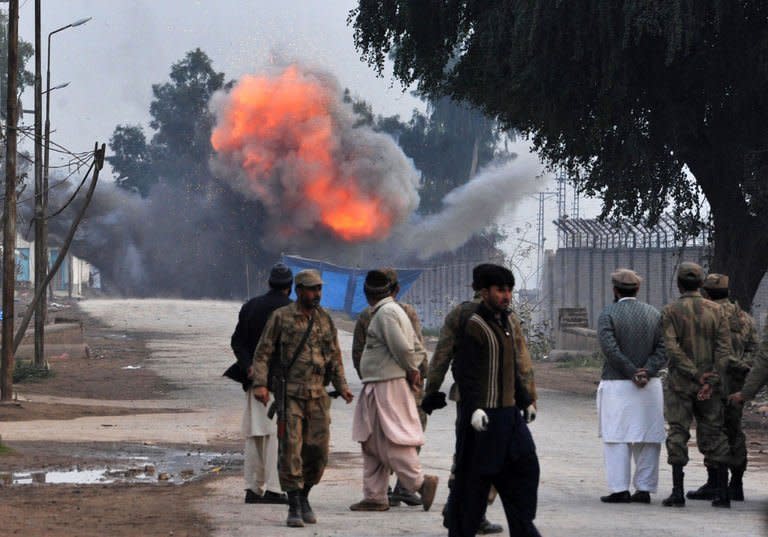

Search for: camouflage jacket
xmin=662 ymin=291 xmax=733 ymax=395
xmin=425 ymin=297 xmax=482 ymax=401
xmin=742 ymin=317 xmax=768 ymax=400
xmin=252 ymin=302 xmax=349 ymax=399
xmin=453 ymin=302 xmax=537 ymax=410
xmin=352 ymin=300 xmax=426 ymax=379
xmin=713 ymin=298 xmax=758 ymax=380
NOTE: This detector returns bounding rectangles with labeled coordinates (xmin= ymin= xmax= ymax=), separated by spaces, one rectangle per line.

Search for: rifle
xmin=268 ymin=315 xmax=315 ymax=439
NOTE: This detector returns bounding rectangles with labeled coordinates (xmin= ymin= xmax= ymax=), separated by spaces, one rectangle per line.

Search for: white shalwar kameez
xmin=597 ymin=377 xmax=665 ymax=493
xmin=242 ymin=390 xmax=280 ymax=494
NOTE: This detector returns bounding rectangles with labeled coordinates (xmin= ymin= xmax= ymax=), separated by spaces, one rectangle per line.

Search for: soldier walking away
xmin=351 ymin=267 xmax=428 ymax=507
xmin=350 ymin=270 xmax=438 ymax=512
xmin=421 ymin=263 xmax=504 ymax=534
xmin=251 ymin=269 xmax=354 ymax=527
xmin=660 ymin=262 xmax=732 ymax=508
xmin=694 ymin=273 xmax=758 ymax=501
xmin=596 ymin=269 xmax=666 ymax=504
xmin=226 ymin=262 xmax=293 ymax=505
xmin=448 ymin=264 xmax=541 ymax=537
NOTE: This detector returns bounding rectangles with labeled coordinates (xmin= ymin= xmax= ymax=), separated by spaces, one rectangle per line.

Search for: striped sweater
xmin=453 ymin=302 xmax=537 ymax=410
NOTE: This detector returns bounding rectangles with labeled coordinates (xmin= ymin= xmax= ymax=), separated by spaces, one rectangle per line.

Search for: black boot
xmin=662 ymin=464 xmax=685 ymax=507
xmin=300 ymin=485 xmax=317 ymax=524
xmin=391 ymin=479 xmax=423 ymax=506
xmin=686 ymin=465 xmax=717 ymax=500
xmin=711 ymin=464 xmax=731 ymax=508
xmin=729 ymin=464 xmax=745 ymax=501
xmin=286 ymin=490 xmax=304 ymax=528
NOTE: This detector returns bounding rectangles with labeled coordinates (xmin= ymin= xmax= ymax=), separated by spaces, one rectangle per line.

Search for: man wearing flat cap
xmin=660 ymin=262 xmax=732 ymax=508
xmin=251 ymin=268 xmax=354 ymax=527
xmin=228 ymin=262 xmax=293 ymax=505
xmin=596 ymin=269 xmax=666 ymax=504
xmin=690 ymin=273 xmax=757 ymax=501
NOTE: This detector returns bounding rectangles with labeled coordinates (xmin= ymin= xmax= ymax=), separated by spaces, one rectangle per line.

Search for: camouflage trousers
xmin=278 ymin=394 xmax=330 ymax=491
xmin=704 ymin=377 xmax=747 ymax=470
xmin=664 ymin=387 xmax=730 ymax=466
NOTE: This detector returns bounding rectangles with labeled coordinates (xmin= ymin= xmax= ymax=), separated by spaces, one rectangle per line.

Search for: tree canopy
xmin=109 ymin=48 xmax=228 ymax=196
xmin=350 ymin=1 xmax=768 ymax=308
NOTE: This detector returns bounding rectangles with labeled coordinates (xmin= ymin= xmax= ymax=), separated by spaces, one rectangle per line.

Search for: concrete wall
xmin=542 ymin=246 xmax=768 ymax=330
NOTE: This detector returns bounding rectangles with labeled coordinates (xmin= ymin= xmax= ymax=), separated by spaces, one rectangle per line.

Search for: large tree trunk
xmin=688 ymin=150 xmax=768 ymax=313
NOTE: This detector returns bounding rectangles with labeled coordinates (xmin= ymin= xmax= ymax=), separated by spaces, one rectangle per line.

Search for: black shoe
xmin=600 ymin=490 xmax=631 ymax=503
xmin=387 ymin=486 xmax=400 ymax=507
xmin=630 ymin=491 xmax=651 ymax=504
xmin=390 ymin=484 xmax=423 ymax=506
xmin=286 ymin=490 xmax=304 ymax=528
xmin=262 ymin=490 xmax=288 ymax=504
xmin=244 ymin=489 xmax=260 ymax=504
xmin=686 ymin=466 xmax=717 ymax=500
xmin=477 ymin=517 xmax=504 ymax=534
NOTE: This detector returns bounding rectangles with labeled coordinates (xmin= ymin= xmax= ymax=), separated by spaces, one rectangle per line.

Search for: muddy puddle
xmin=1 ymin=446 xmax=239 ymax=486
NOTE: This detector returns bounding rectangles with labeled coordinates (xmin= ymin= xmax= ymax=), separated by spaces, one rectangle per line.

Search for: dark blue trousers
xmin=448 ymin=404 xmax=541 ymax=537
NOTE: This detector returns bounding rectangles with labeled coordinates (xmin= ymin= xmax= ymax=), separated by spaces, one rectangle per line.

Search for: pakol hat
xmin=268 ymin=262 xmax=293 ymax=287
xmin=611 ymin=268 xmax=642 ymax=290
xmin=703 ymin=273 xmax=729 ymax=291
xmin=295 ymin=269 xmax=323 ymax=288
xmin=677 ymin=262 xmax=704 ymax=284
xmin=471 ymin=263 xmax=497 ymax=291
xmin=476 ymin=264 xmax=515 ymax=290
xmin=364 ymin=270 xmax=391 ymax=295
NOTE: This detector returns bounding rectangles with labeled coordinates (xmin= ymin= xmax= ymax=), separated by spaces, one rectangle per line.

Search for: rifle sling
xmin=281 ymin=314 xmax=315 ymax=377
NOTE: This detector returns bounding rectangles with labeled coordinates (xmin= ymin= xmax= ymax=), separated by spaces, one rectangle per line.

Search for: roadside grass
xmin=12 ymin=361 xmax=55 ymax=383
xmin=555 ymin=352 xmax=603 ymax=369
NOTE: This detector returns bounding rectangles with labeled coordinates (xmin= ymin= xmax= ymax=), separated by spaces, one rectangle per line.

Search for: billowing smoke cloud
xmin=209 ymin=64 xmax=420 ymax=250
xmin=396 ymin=151 xmax=545 ymax=259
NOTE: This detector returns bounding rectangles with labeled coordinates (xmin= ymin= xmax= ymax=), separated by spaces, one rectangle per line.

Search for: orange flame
xmin=211 ymin=66 xmax=392 ymax=241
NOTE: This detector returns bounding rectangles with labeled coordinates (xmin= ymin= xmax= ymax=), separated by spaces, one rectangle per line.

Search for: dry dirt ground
xmin=1 ymin=299 xmax=767 ymax=537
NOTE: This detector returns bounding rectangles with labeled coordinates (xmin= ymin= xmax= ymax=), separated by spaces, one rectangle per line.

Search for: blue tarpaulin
xmin=282 ymin=255 xmax=422 ymax=317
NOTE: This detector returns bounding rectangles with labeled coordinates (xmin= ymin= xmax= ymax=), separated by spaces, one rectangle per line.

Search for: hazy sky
xmin=12 ymin=0 xmax=599 ymax=286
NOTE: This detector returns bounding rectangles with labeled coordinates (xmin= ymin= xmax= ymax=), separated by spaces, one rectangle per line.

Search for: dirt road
xmin=4 ymin=298 xmax=768 ymax=536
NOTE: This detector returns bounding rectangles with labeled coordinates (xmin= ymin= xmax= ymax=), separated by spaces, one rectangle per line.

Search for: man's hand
xmin=252 ymin=386 xmax=269 ymax=406
xmin=697 ymin=383 xmax=713 ymax=401
xmin=340 ymin=388 xmax=354 ymax=404
xmin=524 ymin=404 xmax=537 ymax=423
xmin=632 ymin=368 xmax=649 ymax=388
xmin=247 ymin=364 xmax=255 ymax=380
xmin=406 ymin=369 xmax=422 ymax=389
xmin=699 ymin=371 xmax=717 ymax=385
xmin=421 ymin=391 xmax=448 ymax=415
xmin=471 ymin=409 xmax=489 ymax=432
xmin=729 ymin=392 xmax=745 ymax=406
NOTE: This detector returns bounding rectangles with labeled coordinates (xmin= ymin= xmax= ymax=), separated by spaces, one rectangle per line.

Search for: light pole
xmin=34 ymin=16 xmax=90 ymax=367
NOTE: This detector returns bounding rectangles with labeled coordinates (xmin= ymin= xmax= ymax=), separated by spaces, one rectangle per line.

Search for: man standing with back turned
xmin=251 ymin=269 xmax=355 ymax=528
xmin=661 ymin=262 xmax=732 ymax=508
xmin=229 ymin=262 xmax=293 ymax=505
xmin=596 ymin=269 xmax=666 ymax=504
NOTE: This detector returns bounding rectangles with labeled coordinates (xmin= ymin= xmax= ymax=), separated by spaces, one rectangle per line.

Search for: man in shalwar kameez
xmin=350 ymin=270 xmax=439 ymax=512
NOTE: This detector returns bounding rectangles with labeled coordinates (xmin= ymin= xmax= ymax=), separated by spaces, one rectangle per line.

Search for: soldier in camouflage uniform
xmin=351 ymin=267 xmax=428 ymax=507
xmin=730 ymin=314 xmax=768 ymax=410
xmin=251 ymin=269 xmax=354 ymax=527
xmin=690 ymin=274 xmax=758 ymax=501
xmin=660 ymin=262 xmax=732 ymax=508
xmin=421 ymin=263 xmax=504 ymax=535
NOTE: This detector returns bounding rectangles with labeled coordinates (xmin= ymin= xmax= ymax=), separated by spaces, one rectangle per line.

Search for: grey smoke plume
xmin=208 ymin=64 xmax=420 ymax=251
xmin=398 ymin=151 xmax=546 ymax=260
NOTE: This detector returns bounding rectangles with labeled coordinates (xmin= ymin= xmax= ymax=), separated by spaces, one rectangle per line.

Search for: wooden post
xmin=33 ymin=0 xmax=45 ymax=367
xmin=1 ymin=0 xmax=19 ymax=401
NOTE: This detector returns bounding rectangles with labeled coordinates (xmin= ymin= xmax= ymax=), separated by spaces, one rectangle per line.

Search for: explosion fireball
xmin=210 ymin=65 xmax=419 ymax=243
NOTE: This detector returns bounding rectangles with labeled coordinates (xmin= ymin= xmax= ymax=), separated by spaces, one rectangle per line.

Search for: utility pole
xmin=1 ymin=0 xmax=19 ymax=401
xmin=33 ymin=0 xmax=45 ymax=367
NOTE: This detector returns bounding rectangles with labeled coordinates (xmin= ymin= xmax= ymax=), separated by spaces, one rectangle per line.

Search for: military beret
xmin=294 ymin=269 xmax=323 ymax=288
xmin=611 ymin=268 xmax=642 ymax=290
xmin=677 ymin=262 xmax=704 ymax=284
xmin=268 ymin=262 xmax=293 ymax=287
xmin=364 ymin=270 xmax=391 ymax=295
xmin=476 ymin=264 xmax=515 ymax=289
xmin=381 ymin=267 xmax=398 ymax=287
xmin=703 ymin=273 xmax=729 ymax=290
